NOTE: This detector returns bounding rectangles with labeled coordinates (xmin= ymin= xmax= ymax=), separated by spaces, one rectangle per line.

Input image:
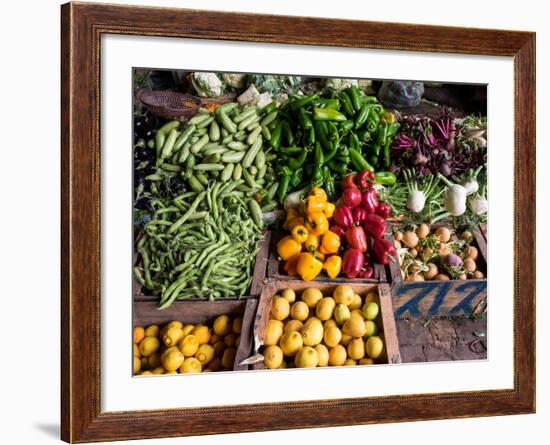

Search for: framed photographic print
xmin=61 ymin=2 xmax=535 ymax=443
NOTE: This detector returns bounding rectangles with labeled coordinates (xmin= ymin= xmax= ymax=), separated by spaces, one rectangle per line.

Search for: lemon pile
xmin=262 ymin=285 xmax=385 ymax=369
xmin=133 ymin=314 xmax=243 ymax=375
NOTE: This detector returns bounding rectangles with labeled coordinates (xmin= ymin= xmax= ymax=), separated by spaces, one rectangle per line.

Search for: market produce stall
xmin=132 ymin=70 xmax=488 ymax=374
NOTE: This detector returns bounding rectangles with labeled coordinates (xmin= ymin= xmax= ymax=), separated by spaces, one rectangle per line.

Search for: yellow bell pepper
xmin=314 ymin=251 xmax=326 ymax=262
xmin=319 ymin=230 xmax=341 ymax=255
xmin=291 ymin=224 xmax=309 ymax=244
xmin=283 ymin=254 xmax=300 ymax=276
xmin=296 ymin=252 xmax=323 ymax=281
xmin=309 ymin=187 xmax=328 ymax=203
xmin=277 ymin=236 xmax=302 ymax=261
xmin=304 ymin=196 xmax=326 ymax=215
xmin=304 ymin=233 xmax=319 ymax=253
xmin=323 ymin=202 xmax=335 ymax=218
xmin=288 ymin=216 xmax=305 ymax=230
xmin=305 ymin=212 xmax=329 ymax=237
xmin=323 ymin=255 xmax=342 ymax=279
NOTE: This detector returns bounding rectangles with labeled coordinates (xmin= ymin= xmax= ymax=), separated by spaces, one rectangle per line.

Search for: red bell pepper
xmin=372 ymin=238 xmax=397 ymax=265
xmin=330 ymin=224 xmax=345 ymax=238
xmin=342 ymin=248 xmax=364 ymax=278
xmin=363 ymin=213 xmax=387 ymax=239
xmin=357 ymin=170 xmax=375 ymax=189
xmin=359 ymin=264 xmax=374 ymax=279
xmin=345 ymin=226 xmax=368 ymax=252
xmin=352 ymin=207 xmax=368 ymax=225
xmin=341 ymin=174 xmax=357 ymax=190
xmin=342 ymin=187 xmax=362 ymax=208
xmin=375 ymin=202 xmax=392 ymax=219
xmin=333 ymin=205 xmax=354 ymax=229
xmin=361 ymin=188 xmax=379 ymax=213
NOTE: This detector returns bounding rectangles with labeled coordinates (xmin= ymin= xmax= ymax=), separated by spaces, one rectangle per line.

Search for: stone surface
xmin=395 ymin=316 xmax=487 ymax=363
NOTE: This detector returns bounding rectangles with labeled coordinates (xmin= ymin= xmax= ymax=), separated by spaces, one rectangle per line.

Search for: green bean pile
xmin=146 ymin=102 xmax=280 ymax=213
xmin=133 ymin=180 xmax=264 ymax=309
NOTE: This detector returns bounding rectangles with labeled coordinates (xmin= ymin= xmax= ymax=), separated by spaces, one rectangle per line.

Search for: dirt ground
xmin=395 ymin=316 xmax=487 ymax=363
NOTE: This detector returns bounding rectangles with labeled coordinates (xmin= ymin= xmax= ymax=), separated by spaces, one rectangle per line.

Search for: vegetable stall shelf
xmin=250 ymin=280 xmax=402 ymax=369
xmin=388 ymin=225 xmax=487 ymax=318
xmin=134 ymin=298 xmax=258 ymax=371
xmin=266 ymin=230 xmax=398 ymax=284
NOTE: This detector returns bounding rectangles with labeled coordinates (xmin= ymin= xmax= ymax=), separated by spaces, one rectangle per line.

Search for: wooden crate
xmin=249 ymin=280 xmax=402 ymax=368
xmin=389 ymin=225 xmax=487 ymax=317
xmin=133 ymin=231 xmax=271 ymax=302
xmin=266 ymin=230 xmax=394 ymax=284
xmin=134 ymin=298 xmax=258 ymax=371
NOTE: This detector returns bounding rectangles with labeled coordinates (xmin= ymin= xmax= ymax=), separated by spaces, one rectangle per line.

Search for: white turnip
xmin=437 ymin=173 xmax=467 ymax=216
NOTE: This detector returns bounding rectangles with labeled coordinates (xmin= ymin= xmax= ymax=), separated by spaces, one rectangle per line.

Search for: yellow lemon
xmin=165 ymin=371 xmax=178 ymax=375
xmin=263 ymin=345 xmax=284 ymax=369
xmin=349 ymin=293 xmax=363 ymax=311
xmin=133 ymin=356 xmax=141 ymax=374
xmin=221 ymin=348 xmax=236 ymax=369
xmin=180 ymin=357 xmax=202 ymax=374
xmin=323 ymin=326 xmax=342 ymax=348
xmin=366 ymin=336 xmax=384 ymax=359
xmin=279 ymin=331 xmax=303 ymax=357
xmin=290 ymin=301 xmax=309 ymax=321
xmin=333 ymin=303 xmax=351 ymax=325
xmin=162 ymin=326 xmax=184 ymax=347
xmin=359 ymin=358 xmax=375 ymax=365
xmin=350 ymin=309 xmax=365 ymax=320
xmin=133 ymin=343 xmax=140 ymax=358
xmin=139 ymin=336 xmax=160 ymax=357
xmin=160 ymin=320 xmax=183 ymax=336
xmin=301 ymin=317 xmax=324 ymax=346
xmin=301 ymin=288 xmax=323 ymax=308
xmin=213 ymin=315 xmax=231 ymax=336
xmin=133 ymin=326 xmax=145 ymax=344
xmin=316 ymin=297 xmax=336 ymax=321
xmin=271 ymin=296 xmax=290 ymax=321
xmin=140 ymin=370 xmax=153 ymax=376
xmin=284 ymin=319 xmax=304 ymax=333
xmin=195 ymin=344 xmax=215 ymax=366
xmin=281 ymin=288 xmax=296 ymax=303
xmin=324 ymin=319 xmax=337 ymax=330
xmin=328 ymin=344 xmax=347 ymax=366
xmin=343 ymin=315 xmax=366 ymax=338
xmin=264 ymin=319 xmax=284 ymax=346
xmin=181 ymin=324 xmax=195 ymax=336
xmin=315 ymin=344 xmax=329 ymax=367
xmin=151 ymin=367 xmax=165 ymax=374
xmin=192 ymin=325 xmax=211 ymax=345
xmin=144 ymin=324 xmax=159 ymax=337
xmin=295 ymin=346 xmax=319 ymax=368
xmin=340 ymin=333 xmax=353 ymax=347
xmin=179 ymin=334 xmax=199 ymax=357
xmin=364 ymin=320 xmax=378 ymax=338
xmin=347 ymin=338 xmax=366 ymax=360
xmin=362 ymin=302 xmax=380 ymax=321
xmin=162 ymin=349 xmax=185 ymax=371
xmin=333 ymin=285 xmax=354 ymax=306
xmin=232 ymin=317 xmax=243 ymax=334
xmin=344 ymin=359 xmax=357 ymax=366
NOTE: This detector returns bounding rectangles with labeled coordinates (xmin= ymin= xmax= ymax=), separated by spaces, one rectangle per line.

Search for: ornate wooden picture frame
xmin=61 ymin=2 xmax=535 ymax=442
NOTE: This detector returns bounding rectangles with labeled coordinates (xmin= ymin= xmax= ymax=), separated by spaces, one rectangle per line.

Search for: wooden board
xmin=133 ymin=232 xmax=270 ymax=301
xmin=266 ymin=230 xmax=390 ymax=284
xmin=133 ymin=298 xmax=257 ymax=371
xmin=389 ymin=224 xmax=488 ymax=317
xmin=251 ymin=280 xmax=401 ymax=368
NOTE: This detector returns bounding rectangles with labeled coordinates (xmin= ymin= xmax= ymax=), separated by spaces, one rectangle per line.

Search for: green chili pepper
xmin=290 ymin=168 xmax=303 ymax=188
xmin=277 ymin=169 xmax=292 ymax=203
xmin=349 ymin=147 xmax=374 ymax=172
xmin=314 ymin=98 xmax=340 ymax=109
xmin=281 ymin=120 xmax=294 ymax=146
xmin=312 ymin=108 xmax=347 ymax=122
xmin=347 ymin=85 xmax=363 ymax=112
xmin=270 ymin=121 xmax=283 ymax=149
xmin=298 ymin=108 xmax=313 ymax=129
xmin=327 ymin=159 xmax=348 ymax=174
xmin=312 ymin=165 xmax=323 ymax=183
xmin=288 ymin=148 xmax=308 ymax=170
xmin=280 ymin=146 xmax=303 ymax=155
xmin=314 ymin=142 xmax=325 ymax=167
xmin=338 ymin=91 xmax=355 ymax=116
xmin=290 ymin=93 xmax=319 ymax=111
xmin=260 ymin=101 xmax=277 ymax=115
xmin=340 ymin=120 xmax=354 ymax=133
xmin=355 ymin=103 xmax=370 ymax=129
